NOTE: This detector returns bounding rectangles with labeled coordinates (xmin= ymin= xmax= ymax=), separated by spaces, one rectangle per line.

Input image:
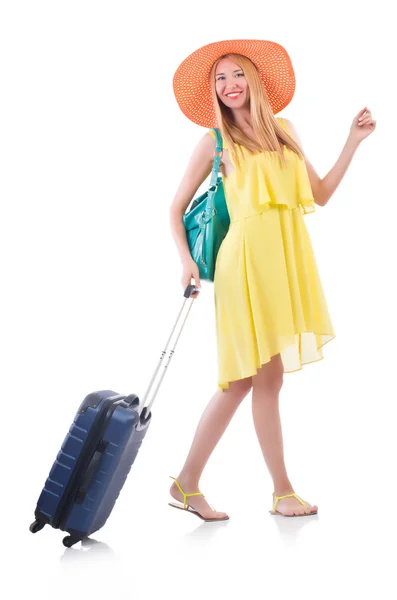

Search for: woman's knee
xmin=223 ymin=376 xmax=253 ymax=400
xmin=252 ymin=354 xmax=284 ymax=395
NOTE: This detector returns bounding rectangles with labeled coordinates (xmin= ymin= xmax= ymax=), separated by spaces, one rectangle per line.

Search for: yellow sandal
xmin=270 ymin=492 xmax=318 ymax=517
xmin=168 ymin=476 xmax=229 ymax=522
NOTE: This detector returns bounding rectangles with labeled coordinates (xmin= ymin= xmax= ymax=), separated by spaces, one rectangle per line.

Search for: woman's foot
xmin=169 ymin=477 xmax=229 ymax=521
xmin=272 ymin=489 xmax=318 ymax=516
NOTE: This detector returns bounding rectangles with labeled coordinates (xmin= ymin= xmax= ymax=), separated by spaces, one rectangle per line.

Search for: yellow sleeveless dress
xmin=208 ymin=118 xmax=335 ymax=392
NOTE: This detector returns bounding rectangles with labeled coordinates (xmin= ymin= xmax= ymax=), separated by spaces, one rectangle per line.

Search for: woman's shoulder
xmin=276 ymin=116 xmax=288 ymax=130
xmin=276 ymin=117 xmax=301 ymax=144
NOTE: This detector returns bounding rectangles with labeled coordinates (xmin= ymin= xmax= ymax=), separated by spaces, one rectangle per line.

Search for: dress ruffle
xmin=294 ymin=151 xmax=316 ymax=215
xmin=225 ymin=148 xmax=316 ymax=222
xmin=207 ymin=126 xmax=316 ymax=222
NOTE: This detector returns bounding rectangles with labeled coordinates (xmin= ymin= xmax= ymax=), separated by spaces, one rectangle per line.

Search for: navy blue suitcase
xmin=30 ymin=284 xmax=198 ymax=547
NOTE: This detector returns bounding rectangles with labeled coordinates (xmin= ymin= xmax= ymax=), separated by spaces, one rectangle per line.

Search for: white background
xmin=1 ymin=0 xmax=396 ymax=598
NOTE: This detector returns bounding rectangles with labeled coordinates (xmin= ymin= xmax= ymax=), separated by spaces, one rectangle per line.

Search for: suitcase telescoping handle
xmin=137 ymin=284 xmax=199 ymax=423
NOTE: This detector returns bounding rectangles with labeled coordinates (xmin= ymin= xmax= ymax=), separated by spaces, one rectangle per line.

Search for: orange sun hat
xmin=173 ymin=39 xmax=296 ymax=129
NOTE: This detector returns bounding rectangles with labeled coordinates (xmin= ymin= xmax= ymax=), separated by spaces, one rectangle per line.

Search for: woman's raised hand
xmin=350 ymin=107 xmax=376 ymax=143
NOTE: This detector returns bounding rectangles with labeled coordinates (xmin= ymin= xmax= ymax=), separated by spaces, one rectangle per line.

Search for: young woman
xmin=169 ymin=40 xmax=376 ymax=521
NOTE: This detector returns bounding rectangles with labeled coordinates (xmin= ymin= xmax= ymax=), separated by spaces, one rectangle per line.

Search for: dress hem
xmin=218 ymin=332 xmax=336 ymax=392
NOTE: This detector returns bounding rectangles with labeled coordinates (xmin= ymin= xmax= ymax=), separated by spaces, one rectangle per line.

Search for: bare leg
xmin=170 ymin=377 xmax=252 ymax=520
xmin=251 ymin=354 xmax=317 ymax=516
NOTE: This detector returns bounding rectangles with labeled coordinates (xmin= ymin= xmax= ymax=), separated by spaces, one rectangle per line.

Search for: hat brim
xmin=173 ymin=39 xmax=296 ymax=128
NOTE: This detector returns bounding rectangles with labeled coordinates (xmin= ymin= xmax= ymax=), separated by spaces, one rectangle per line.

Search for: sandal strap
xmin=169 ymin=476 xmax=205 ymax=509
xmin=272 ymin=492 xmax=307 ymax=512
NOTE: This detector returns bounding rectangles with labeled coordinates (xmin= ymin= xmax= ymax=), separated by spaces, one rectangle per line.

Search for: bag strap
xmin=209 ymin=128 xmax=222 ymax=189
xmin=213 ymin=127 xmax=223 ymax=152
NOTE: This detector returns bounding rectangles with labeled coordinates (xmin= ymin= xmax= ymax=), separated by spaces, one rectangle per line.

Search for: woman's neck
xmin=232 ymin=107 xmax=252 ymax=131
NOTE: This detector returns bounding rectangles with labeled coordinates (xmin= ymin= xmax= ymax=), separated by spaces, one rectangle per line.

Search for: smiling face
xmin=214 ymin=56 xmax=250 ymax=109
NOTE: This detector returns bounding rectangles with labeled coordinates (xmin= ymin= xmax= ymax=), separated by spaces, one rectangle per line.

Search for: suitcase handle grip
xmin=75 ymin=441 xmax=107 ymax=505
xmin=184 ymin=284 xmax=199 ymax=298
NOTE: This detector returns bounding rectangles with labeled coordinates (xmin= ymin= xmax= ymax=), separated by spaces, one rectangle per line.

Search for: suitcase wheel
xmin=29 ymin=520 xmax=45 ymax=534
xmin=62 ymin=535 xmax=81 ymax=548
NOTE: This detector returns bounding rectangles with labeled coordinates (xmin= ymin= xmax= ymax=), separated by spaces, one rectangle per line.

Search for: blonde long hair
xmin=209 ymin=53 xmax=305 ymax=169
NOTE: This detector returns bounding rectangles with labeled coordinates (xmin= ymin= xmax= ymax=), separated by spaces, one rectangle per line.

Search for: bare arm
xmin=284 ymin=118 xmax=360 ymax=207
xmin=170 ymin=132 xmax=216 ymax=264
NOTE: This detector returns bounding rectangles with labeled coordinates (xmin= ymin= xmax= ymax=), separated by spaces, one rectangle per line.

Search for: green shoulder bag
xmin=183 ymin=128 xmax=230 ymax=282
